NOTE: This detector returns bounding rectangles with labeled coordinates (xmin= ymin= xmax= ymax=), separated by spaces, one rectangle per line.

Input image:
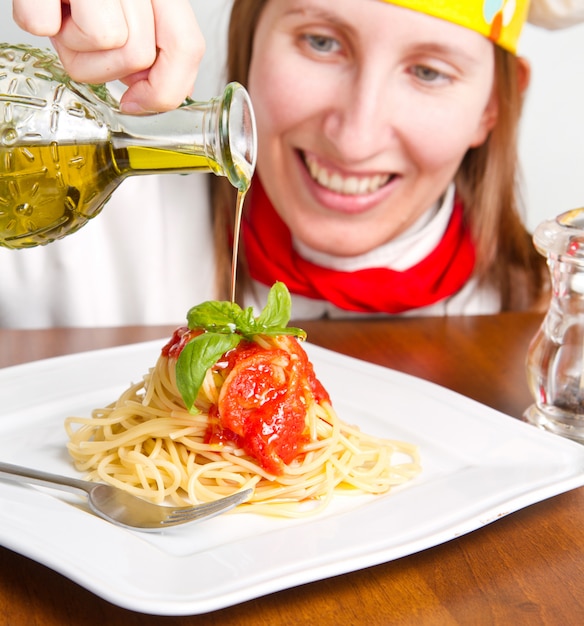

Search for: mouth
xmin=303 ymin=152 xmax=394 ymax=196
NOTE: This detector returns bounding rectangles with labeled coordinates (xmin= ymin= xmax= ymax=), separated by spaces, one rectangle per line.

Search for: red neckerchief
xmin=242 ymin=178 xmax=476 ymax=314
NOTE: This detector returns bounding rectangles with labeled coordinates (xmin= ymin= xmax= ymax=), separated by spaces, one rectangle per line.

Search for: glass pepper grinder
xmin=525 ymin=207 xmax=584 ymax=442
xmin=0 ymin=43 xmax=256 ymax=249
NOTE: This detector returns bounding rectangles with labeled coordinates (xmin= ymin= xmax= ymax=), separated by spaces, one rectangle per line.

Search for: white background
xmin=1 ymin=0 xmax=583 ymax=231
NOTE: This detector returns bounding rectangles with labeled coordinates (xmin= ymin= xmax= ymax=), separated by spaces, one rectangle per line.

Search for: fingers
xmin=12 ymin=0 xmax=63 ymax=35
xmin=12 ymin=0 xmax=205 ymax=113
xmin=56 ymin=0 xmax=129 ymax=51
xmin=119 ymin=0 xmax=205 ymax=113
xmin=52 ymin=0 xmax=157 ymax=85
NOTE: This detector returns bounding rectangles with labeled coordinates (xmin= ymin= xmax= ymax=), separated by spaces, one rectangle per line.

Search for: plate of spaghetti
xmin=64 ymin=283 xmax=420 ymax=518
xmin=1 ymin=284 xmax=584 ymax=615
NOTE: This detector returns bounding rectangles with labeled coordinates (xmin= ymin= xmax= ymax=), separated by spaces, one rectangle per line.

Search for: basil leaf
xmin=185 ymin=282 xmax=304 ymax=339
xmin=256 ymin=281 xmax=291 ymax=330
xmin=186 ymin=300 xmax=242 ymax=333
xmin=233 ymin=305 xmax=257 ymax=335
xmin=253 ymin=283 xmax=306 ymax=338
xmin=176 ymin=283 xmax=306 ymax=411
xmin=176 ymin=332 xmax=241 ymax=412
xmin=258 ymin=324 xmax=306 ymax=339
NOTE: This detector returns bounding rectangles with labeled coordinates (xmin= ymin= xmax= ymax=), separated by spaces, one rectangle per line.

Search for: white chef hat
xmin=529 ymin=0 xmax=584 ymax=29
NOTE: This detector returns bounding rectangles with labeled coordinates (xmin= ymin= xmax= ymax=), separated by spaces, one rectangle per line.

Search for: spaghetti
xmin=65 ymin=287 xmax=421 ymax=517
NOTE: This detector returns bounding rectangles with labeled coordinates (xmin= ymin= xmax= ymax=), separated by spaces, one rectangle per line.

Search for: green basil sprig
xmin=176 ymin=282 xmax=305 ymax=413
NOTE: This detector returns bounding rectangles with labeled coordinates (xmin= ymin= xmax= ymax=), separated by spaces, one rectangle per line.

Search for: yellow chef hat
xmin=378 ymin=0 xmax=530 ymax=54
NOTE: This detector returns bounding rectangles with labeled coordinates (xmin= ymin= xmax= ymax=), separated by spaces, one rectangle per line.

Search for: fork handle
xmin=0 ymin=461 xmax=93 ymax=497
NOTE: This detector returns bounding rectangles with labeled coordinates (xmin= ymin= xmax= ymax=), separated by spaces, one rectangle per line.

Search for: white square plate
xmin=1 ymin=341 xmax=583 ymax=616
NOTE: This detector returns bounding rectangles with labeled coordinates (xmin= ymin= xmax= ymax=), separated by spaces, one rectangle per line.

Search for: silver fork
xmin=0 ymin=461 xmax=252 ymax=532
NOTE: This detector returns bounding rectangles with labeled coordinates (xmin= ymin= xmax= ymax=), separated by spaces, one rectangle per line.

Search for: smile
xmin=304 ymin=153 xmax=392 ymax=196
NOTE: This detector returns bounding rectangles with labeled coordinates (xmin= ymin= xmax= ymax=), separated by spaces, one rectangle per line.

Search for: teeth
xmin=305 ymin=155 xmax=390 ymax=195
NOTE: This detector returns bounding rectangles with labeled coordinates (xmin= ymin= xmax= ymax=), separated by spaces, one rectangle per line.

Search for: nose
xmin=322 ymin=73 xmax=394 ymax=162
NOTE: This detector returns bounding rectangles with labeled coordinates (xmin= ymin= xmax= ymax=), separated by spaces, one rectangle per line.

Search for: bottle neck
xmin=110 ymin=82 xmax=256 ymax=192
xmin=110 ymin=103 xmax=222 ymax=172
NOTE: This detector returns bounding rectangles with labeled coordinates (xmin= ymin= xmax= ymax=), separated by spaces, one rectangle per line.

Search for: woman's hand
xmin=12 ymin=0 xmax=205 ymax=113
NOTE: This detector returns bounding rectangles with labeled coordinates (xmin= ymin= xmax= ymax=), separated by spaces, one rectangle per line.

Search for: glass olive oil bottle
xmin=0 ymin=44 xmax=256 ymax=249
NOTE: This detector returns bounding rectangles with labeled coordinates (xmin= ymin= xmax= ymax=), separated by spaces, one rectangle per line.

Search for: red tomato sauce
xmin=164 ymin=329 xmax=330 ymax=475
xmin=161 ymin=326 xmax=202 ymax=359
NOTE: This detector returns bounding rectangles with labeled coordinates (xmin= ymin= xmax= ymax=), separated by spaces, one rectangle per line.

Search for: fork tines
xmin=161 ymin=488 xmax=253 ymax=526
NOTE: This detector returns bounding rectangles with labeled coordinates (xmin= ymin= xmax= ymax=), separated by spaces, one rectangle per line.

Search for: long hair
xmin=210 ymin=0 xmax=547 ymax=310
xmin=455 ymin=46 xmax=547 ymax=309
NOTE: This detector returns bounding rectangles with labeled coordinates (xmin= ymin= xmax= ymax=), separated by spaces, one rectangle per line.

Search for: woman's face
xmin=247 ymin=0 xmax=498 ymax=256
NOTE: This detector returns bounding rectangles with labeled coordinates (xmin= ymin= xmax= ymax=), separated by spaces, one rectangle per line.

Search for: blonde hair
xmin=210 ymin=0 xmax=547 ymax=311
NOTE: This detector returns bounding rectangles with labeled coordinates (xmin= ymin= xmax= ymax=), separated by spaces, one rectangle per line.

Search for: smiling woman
xmin=210 ymin=0 xmax=558 ymax=319
xmin=248 ymin=2 xmax=499 ymax=255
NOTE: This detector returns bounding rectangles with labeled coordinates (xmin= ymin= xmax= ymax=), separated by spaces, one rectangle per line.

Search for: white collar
xmin=293 ymin=184 xmax=456 ymax=272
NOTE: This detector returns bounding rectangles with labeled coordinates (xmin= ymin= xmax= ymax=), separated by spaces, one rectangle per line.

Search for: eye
xmin=302 ymin=33 xmax=341 ymax=55
xmin=411 ymin=65 xmax=449 ymax=84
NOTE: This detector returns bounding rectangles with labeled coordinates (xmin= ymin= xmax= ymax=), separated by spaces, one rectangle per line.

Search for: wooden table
xmin=1 ymin=312 xmax=583 ymax=625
